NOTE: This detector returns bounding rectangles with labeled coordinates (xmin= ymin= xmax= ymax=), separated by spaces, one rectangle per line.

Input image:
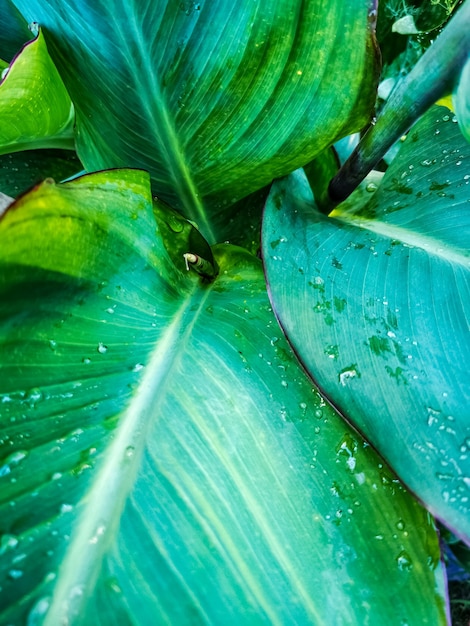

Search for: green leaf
xmin=0 ymin=149 xmax=82 ymax=197
xmin=0 ymin=29 xmax=75 ymax=155
xmin=262 ymin=106 xmax=470 ymax=543
xmin=11 ymin=0 xmax=378 ymax=241
xmin=0 ymin=170 xmax=446 ymax=624
xmin=0 ymin=0 xmax=31 ymax=61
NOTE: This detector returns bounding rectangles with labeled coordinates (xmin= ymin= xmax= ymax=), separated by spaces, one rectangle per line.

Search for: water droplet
xmin=166 ymin=215 xmax=184 ymax=233
xmin=0 ymin=534 xmax=18 ymax=554
xmin=97 ymin=343 xmax=108 ymax=354
xmin=125 ymin=446 xmax=135 ymax=458
xmin=60 ymin=503 xmax=73 ymax=514
xmin=132 ymin=363 xmax=144 ymax=372
xmin=420 ymin=159 xmax=433 ymax=166
xmin=8 ymin=569 xmax=23 ymax=580
xmin=355 ymin=472 xmax=366 ymax=485
xmin=82 ymin=357 xmax=91 ymax=365
xmin=89 ymin=524 xmax=106 ymax=545
xmin=462 ymin=437 xmax=470 ymax=452
xmin=426 ymin=407 xmax=440 ymax=427
xmin=51 ymin=472 xmax=62 ymax=481
xmin=366 ymin=182 xmax=378 ymax=192
xmin=396 ymin=519 xmax=405 ymax=531
xmin=0 ymin=450 xmax=28 ymax=477
xmin=281 ymin=380 xmax=288 ymax=388
xmin=105 ymin=307 xmax=115 ymax=315
xmin=106 ymin=577 xmax=122 ymax=594
xmin=396 ymin=550 xmax=413 ymax=571
xmin=27 ymin=596 xmax=51 ymax=625
xmin=314 ymin=409 xmax=323 ymax=419
xmin=25 ymin=388 xmax=43 ymax=407
xmin=339 ymin=368 xmax=359 ymax=386
xmin=48 ymin=340 xmax=57 ymax=351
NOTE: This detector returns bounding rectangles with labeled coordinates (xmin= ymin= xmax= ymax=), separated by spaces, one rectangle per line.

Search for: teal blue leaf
xmin=454 ymin=56 xmax=470 ymax=142
xmin=0 ymin=170 xmax=446 ymax=624
xmin=0 ymin=0 xmax=31 ymax=61
xmin=262 ymin=106 xmax=470 ymax=544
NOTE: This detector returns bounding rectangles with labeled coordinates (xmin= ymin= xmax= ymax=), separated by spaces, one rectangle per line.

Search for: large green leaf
xmin=0 ymin=30 xmax=75 ymax=155
xmin=11 ymin=0 xmax=378 ymax=241
xmin=262 ymin=106 xmax=470 ymax=543
xmin=0 ymin=170 xmax=446 ymax=624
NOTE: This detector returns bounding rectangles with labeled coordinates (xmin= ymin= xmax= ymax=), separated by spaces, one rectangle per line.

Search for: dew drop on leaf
xmin=27 ymin=597 xmax=51 ymax=625
xmin=0 ymin=534 xmax=18 ymax=553
xmin=396 ymin=550 xmax=413 ymax=571
xmin=0 ymin=450 xmax=28 ymax=477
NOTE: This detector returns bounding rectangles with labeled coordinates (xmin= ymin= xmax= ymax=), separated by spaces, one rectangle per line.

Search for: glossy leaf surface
xmin=454 ymin=56 xmax=470 ymax=142
xmin=0 ymin=0 xmax=31 ymax=61
xmin=263 ymin=107 xmax=470 ymax=544
xmin=0 ymin=149 xmax=82 ymax=197
xmin=0 ymin=170 xmax=446 ymax=624
xmin=0 ymin=30 xmax=74 ymax=155
xmin=12 ymin=0 xmax=378 ymax=241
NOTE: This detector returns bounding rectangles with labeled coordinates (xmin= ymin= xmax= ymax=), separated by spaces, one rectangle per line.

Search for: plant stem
xmin=328 ymin=0 xmax=470 ymax=204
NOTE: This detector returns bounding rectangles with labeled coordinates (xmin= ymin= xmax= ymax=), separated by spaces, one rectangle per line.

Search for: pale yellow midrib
xmin=43 ymin=287 xmax=204 ymax=625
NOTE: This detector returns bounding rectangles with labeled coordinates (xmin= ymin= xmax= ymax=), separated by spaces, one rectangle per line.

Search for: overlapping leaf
xmin=0 ymin=149 xmax=82 ymax=197
xmin=0 ymin=170 xmax=446 ymax=624
xmin=11 ymin=0 xmax=378 ymax=241
xmin=454 ymin=55 xmax=470 ymax=142
xmin=0 ymin=30 xmax=74 ymax=155
xmin=0 ymin=0 xmax=31 ymax=61
xmin=262 ymin=106 xmax=470 ymax=543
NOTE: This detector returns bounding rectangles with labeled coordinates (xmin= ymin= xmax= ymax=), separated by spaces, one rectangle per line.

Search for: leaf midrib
xmin=333 ymin=214 xmax=470 ymax=267
xmin=43 ymin=283 xmax=207 ymax=625
xmin=115 ymin=14 xmax=215 ymax=243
